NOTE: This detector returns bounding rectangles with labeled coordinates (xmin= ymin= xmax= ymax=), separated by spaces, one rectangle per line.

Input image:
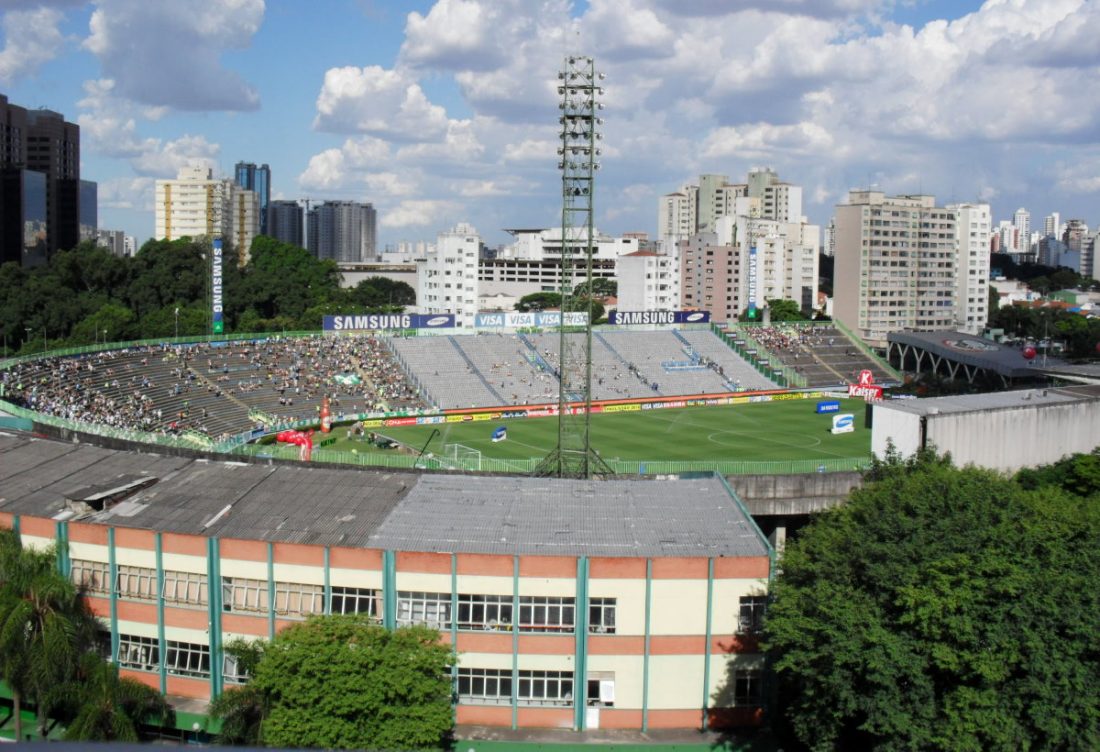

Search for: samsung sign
xmin=211 ymin=239 xmax=224 ymax=335
xmin=609 ymin=310 xmax=712 ymax=325
xmin=748 ymin=245 xmax=758 ymax=318
xmin=831 ymin=413 xmax=855 ymax=434
xmin=324 ymin=314 xmax=456 ymax=331
xmin=816 ymin=400 xmax=841 ymax=414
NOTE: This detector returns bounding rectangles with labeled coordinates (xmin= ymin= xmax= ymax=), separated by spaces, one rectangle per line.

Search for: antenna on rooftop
xmin=533 ymin=56 xmax=613 ymax=480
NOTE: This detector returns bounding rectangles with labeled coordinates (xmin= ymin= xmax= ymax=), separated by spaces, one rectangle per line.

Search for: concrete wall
xmin=727 ymin=472 xmax=863 ymax=516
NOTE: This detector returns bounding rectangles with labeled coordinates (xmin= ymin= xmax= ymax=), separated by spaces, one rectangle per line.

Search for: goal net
xmin=443 ymin=443 xmax=482 ymax=471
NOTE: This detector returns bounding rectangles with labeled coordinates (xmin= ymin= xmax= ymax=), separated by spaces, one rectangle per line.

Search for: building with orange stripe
xmin=0 ymin=432 xmax=772 ymax=732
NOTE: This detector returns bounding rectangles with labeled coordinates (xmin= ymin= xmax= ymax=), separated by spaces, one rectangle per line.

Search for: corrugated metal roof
xmin=873 ymin=385 xmax=1100 ymax=417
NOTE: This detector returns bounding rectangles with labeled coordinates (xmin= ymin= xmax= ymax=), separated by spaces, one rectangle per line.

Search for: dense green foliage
xmin=765 ymin=449 xmax=1100 ymax=751
xmin=0 ymin=236 xmax=414 ymax=355
xmin=210 ymin=617 xmax=455 ymax=750
xmin=990 ymin=254 xmax=1099 ymax=292
xmin=0 ymin=529 xmax=170 ymax=741
xmin=1015 ymin=448 xmax=1100 ymax=498
xmin=987 ymin=303 xmax=1100 ymax=359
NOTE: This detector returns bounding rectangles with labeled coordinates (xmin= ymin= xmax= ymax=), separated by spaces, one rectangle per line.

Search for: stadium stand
xmin=727 ymin=324 xmax=897 ymax=387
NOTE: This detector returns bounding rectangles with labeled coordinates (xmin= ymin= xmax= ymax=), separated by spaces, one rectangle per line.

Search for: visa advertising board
xmin=324 ymin=314 xmax=456 ymax=331
xmin=608 ymin=310 xmax=712 ymax=325
xmin=473 ymin=312 xmax=588 ymax=328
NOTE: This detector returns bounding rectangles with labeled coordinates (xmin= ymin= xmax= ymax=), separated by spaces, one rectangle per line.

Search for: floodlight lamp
xmin=569 ymin=56 xmax=576 ymax=63
xmin=598 ymin=72 xmax=606 ymax=80
xmin=558 ymin=72 xmax=565 ymax=79
xmin=557 ymin=87 xmax=565 ymax=95
xmin=597 ymin=102 xmax=605 ymax=109
xmin=597 ymin=87 xmax=605 ymax=95
xmin=557 ymin=147 xmax=564 ymax=155
xmin=558 ymin=161 xmax=565 ymax=169
xmin=594 ymin=162 xmax=601 ymax=170
xmin=596 ymin=118 xmax=604 ymax=125
xmin=595 ymin=132 xmax=603 ymax=140
xmin=558 ymin=102 xmax=565 ymax=109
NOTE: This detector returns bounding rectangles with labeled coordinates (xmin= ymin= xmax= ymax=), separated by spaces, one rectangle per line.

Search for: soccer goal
xmin=443 ymin=443 xmax=482 ymax=471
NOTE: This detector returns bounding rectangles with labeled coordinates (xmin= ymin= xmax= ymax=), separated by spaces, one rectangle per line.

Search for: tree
xmin=61 ymin=652 xmax=173 ymax=742
xmin=0 ymin=530 xmax=96 ymax=740
xmin=211 ymin=617 xmax=455 ymax=750
xmin=764 ymin=450 xmax=1100 ymax=751
xmin=764 ymin=299 xmax=807 ymax=322
xmin=207 ymin=638 xmax=268 ymax=746
xmin=988 ymin=284 xmax=1000 ymax=316
xmin=515 ymin=292 xmax=562 ymax=312
xmin=573 ymin=277 xmax=617 ymax=299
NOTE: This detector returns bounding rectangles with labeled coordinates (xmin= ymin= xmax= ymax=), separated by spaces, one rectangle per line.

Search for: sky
xmin=2 ymin=0 xmax=1099 ymax=251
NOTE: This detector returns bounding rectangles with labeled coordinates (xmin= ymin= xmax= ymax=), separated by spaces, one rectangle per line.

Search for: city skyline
xmin=2 ymin=0 xmax=1099 ymax=252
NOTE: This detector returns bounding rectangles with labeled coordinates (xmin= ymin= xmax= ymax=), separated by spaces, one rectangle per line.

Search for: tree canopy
xmin=210 ymin=617 xmax=455 ymax=750
xmin=764 ymin=449 xmax=1100 ymax=751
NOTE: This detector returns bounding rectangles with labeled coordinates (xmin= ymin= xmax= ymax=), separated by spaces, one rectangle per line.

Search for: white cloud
xmin=381 ymin=199 xmax=460 ymax=228
xmin=702 ymin=121 xmax=835 ymax=159
xmin=503 ymin=138 xmax=557 ymax=162
xmin=83 ymin=0 xmax=263 ymax=111
xmin=130 ymin=134 xmax=219 ymax=177
xmin=313 ymin=65 xmax=450 ymax=140
xmin=401 ymin=0 xmax=502 ymax=70
xmin=0 ymin=7 xmax=66 ymax=84
xmin=96 ymin=176 xmax=156 ymax=211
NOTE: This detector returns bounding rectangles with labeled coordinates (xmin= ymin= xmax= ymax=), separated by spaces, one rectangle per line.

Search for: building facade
xmin=308 ymin=201 xmax=377 ymax=263
xmin=833 ymin=191 xmax=957 ymax=348
xmin=266 ymin=200 xmax=304 ymax=249
xmin=0 ymin=436 xmax=771 ymax=733
xmin=233 ymin=162 xmax=271 ymax=236
xmin=155 ymin=166 xmax=259 ymax=262
xmin=417 ymin=222 xmax=481 ymax=328
xmin=947 ymin=203 xmax=991 ymax=335
xmin=615 ymin=250 xmax=680 ymax=312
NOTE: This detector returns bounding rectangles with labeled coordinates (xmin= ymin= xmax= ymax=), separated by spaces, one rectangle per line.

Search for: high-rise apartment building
xmin=267 ymin=200 xmax=304 ymax=248
xmin=616 ymin=250 xmax=680 ymax=312
xmin=948 ymin=203 xmax=991 ymax=334
xmin=154 ymin=166 xmax=258 ymax=263
xmin=1063 ymin=219 xmax=1093 ymax=281
xmin=657 ymin=190 xmax=695 ymax=244
xmin=1043 ymin=212 xmax=1061 ymax=239
xmin=0 ymin=95 xmax=93 ymax=264
xmin=416 ymin=222 xmax=480 ymax=328
xmin=833 ymin=191 xmax=957 ymax=348
xmin=307 ymin=201 xmax=377 ymax=262
xmin=234 ymin=162 xmax=270 ymax=235
xmin=659 ymin=168 xmax=803 ymax=241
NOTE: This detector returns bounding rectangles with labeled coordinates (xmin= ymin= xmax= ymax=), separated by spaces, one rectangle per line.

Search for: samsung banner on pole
xmin=324 ymin=314 xmax=457 ymax=331
xmin=748 ymin=245 xmax=758 ymax=319
xmin=473 ymin=312 xmax=588 ymax=328
xmin=211 ymin=238 xmax=224 ymax=335
xmin=608 ymin=310 xmax=712 ymax=325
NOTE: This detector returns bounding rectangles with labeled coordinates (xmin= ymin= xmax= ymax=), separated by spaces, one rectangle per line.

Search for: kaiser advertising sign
xmin=609 ymin=310 xmax=712 ymax=325
xmin=831 ymin=413 xmax=855 ymax=434
xmin=474 ymin=312 xmax=588 ymax=328
xmin=324 ymin=314 xmax=456 ymax=331
xmin=847 ymin=369 xmax=883 ymax=401
xmin=211 ymin=238 xmax=224 ymax=335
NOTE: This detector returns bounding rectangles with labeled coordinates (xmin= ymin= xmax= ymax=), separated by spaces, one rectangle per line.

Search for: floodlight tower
xmin=534 ymin=56 xmax=614 ymax=479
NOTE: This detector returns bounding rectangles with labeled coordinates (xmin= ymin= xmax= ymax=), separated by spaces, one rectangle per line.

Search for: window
xmin=732 ymin=668 xmax=763 ymax=706
xmin=331 ymin=586 xmax=380 ymax=618
xmin=518 ymin=670 xmax=573 ymax=705
xmin=738 ymin=595 xmax=767 ymax=634
xmin=457 ymin=667 xmax=512 ymax=704
xmin=164 ymin=639 xmax=210 ymax=678
xmin=518 ymin=596 xmax=574 ymax=632
xmin=457 ymin=594 xmax=513 ymax=630
xmin=588 ymin=598 xmax=616 ymax=634
xmin=223 ymin=653 xmax=250 ymax=684
xmin=163 ymin=570 xmax=208 ymax=606
xmin=223 ymin=576 xmax=268 ymax=613
xmin=117 ymin=564 xmax=157 ymax=601
xmin=117 ymin=634 xmax=159 ymax=671
xmin=397 ymin=591 xmax=452 ymax=628
xmin=274 ymin=581 xmax=324 ymax=617
xmin=71 ymin=559 xmax=110 ymax=594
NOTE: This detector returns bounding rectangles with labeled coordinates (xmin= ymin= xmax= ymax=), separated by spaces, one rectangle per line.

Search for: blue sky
xmin=3 ymin=0 xmax=1098 ymax=250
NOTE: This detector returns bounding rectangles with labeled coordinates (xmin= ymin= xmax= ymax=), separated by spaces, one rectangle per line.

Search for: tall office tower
xmin=1043 ymin=212 xmax=1061 ymax=239
xmin=267 ymin=200 xmax=304 ymax=248
xmin=833 ymin=190 xmax=957 ymax=348
xmin=155 ymin=166 xmax=258 ymax=263
xmin=948 ymin=203 xmax=991 ymax=335
xmin=307 ymin=201 xmax=377 ymax=262
xmin=25 ymin=108 xmax=81 ymax=255
xmin=657 ymin=189 xmax=696 ymax=245
xmin=1012 ymin=207 xmax=1031 ymax=257
xmin=234 ymin=162 xmax=271 ymax=235
xmin=1063 ymin=219 xmax=1093 ymax=280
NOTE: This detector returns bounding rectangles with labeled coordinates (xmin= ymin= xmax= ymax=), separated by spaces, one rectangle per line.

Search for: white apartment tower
xmin=155 ymin=165 xmax=259 ymax=263
xmin=657 ymin=190 xmax=696 ymax=244
xmin=948 ymin=203 xmax=991 ymax=335
xmin=1012 ymin=207 xmax=1031 ymax=257
xmin=416 ymin=223 xmax=480 ymax=329
xmin=833 ymin=191 xmax=957 ymax=348
xmin=616 ymin=250 xmax=680 ymax=312
xmin=1043 ymin=212 xmax=1061 ymax=239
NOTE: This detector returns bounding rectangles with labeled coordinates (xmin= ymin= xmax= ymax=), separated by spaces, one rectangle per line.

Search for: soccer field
xmin=324 ymin=397 xmax=871 ymax=469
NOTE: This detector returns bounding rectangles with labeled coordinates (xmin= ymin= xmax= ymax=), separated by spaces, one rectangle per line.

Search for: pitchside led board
xmin=608 ymin=310 xmax=712 ymax=325
xmin=211 ymin=239 xmax=224 ymax=335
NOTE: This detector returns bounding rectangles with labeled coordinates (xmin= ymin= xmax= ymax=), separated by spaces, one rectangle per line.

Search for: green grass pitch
xmin=325 ymin=397 xmax=871 ymax=463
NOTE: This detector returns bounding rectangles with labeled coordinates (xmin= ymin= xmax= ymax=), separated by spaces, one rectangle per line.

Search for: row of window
xmin=75 ymin=561 xmax=764 ymax=633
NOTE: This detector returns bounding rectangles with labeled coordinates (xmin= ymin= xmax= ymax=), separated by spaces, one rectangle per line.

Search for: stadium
xmin=0 ymin=320 xmax=899 ymax=739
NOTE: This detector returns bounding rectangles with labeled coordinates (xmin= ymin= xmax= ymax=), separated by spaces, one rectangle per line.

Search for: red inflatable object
xmin=1022 ymin=346 xmax=1037 ymax=360
xmin=276 ymin=429 xmax=314 ymax=461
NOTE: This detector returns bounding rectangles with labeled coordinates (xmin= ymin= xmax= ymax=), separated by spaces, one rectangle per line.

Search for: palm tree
xmin=0 ymin=529 xmax=95 ymax=740
xmin=62 ymin=652 xmax=173 ymax=742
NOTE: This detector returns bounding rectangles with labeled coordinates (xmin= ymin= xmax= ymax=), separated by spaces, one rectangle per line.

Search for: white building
xmin=660 ymin=168 xmax=803 ymax=241
xmin=1043 ymin=212 xmax=1061 ymax=240
xmin=95 ymin=228 xmax=126 ymax=256
xmin=657 ymin=191 xmax=696 ymax=245
xmin=1013 ymin=207 xmax=1031 ymax=256
xmin=416 ymin=223 xmax=481 ymax=329
xmin=154 ymin=166 xmax=259 ymax=263
xmin=948 ymin=203 xmax=991 ymax=335
xmin=615 ymin=250 xmax=680 ymax=312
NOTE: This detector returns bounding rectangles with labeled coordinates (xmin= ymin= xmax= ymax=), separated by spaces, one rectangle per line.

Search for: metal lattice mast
xmin=534 ymin=56 xmax=613 ymax=479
